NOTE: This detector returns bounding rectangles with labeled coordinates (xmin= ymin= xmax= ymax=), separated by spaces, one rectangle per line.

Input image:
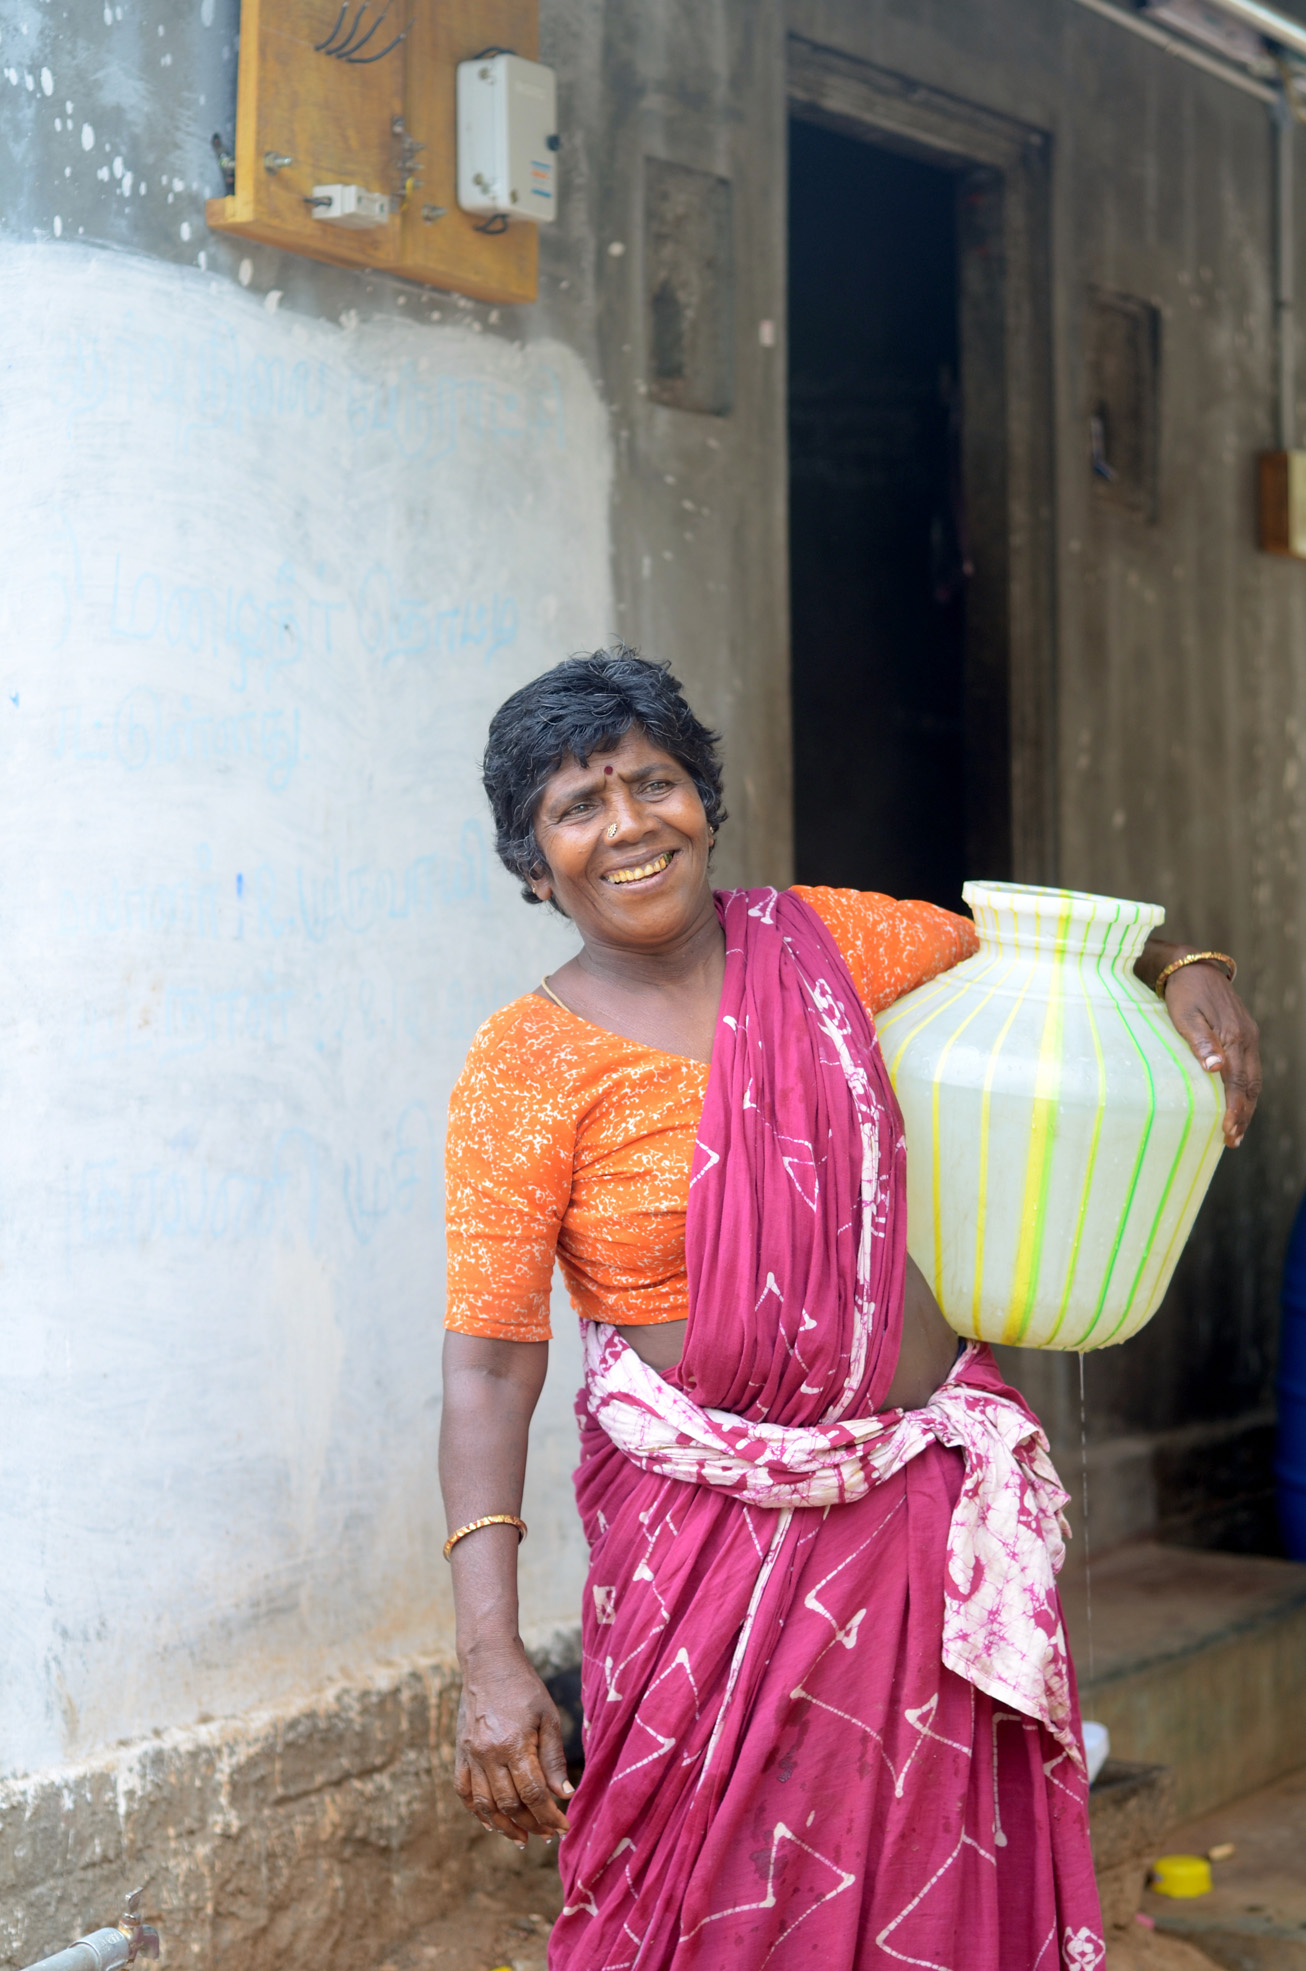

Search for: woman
xmin=440 ymin=650 xmax=1260 ymax=1969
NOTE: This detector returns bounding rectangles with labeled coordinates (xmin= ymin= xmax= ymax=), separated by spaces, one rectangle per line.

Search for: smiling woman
xmin=438 ymin=648 xmax=1258 ymax=1971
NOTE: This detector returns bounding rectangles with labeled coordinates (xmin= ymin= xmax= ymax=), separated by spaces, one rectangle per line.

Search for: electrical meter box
xmin=457 ymin=53 xmax=558 ymax=224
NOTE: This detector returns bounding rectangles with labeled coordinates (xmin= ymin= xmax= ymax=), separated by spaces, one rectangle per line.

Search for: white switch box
xmin=456 ymin=53 xmax=558 ymax=225
xmin=310 ymin=184 xmax=391 ymax=229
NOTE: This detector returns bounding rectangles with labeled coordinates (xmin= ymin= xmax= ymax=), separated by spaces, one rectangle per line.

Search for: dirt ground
xmin=371 ymin=1764 xmax=1306 ymax=1971
xmin=371 ymin=1848 xmax=562 ymax=1971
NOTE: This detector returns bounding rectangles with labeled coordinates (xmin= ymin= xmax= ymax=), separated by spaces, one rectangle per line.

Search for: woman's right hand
xmin=455 ymin=1637 xmax=573 ymax=1846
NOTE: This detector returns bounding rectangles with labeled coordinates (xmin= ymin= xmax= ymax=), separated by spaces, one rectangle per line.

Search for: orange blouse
xmin=444 ymin=888 xmax=978 ymax=1342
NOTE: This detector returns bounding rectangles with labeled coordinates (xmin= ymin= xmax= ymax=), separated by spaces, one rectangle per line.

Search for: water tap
xmin=116 ymin=1891 xmax=159 ymax=1963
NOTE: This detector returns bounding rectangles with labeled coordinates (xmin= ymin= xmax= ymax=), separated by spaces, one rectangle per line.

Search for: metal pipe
xmin=1202 ymin=0 xmax=1306 ymax=60
xmin=1068 ymin=0 xmax=1275 ymax=100
xmin=20 ymin=1929 xmax=133 ymax=1971
xmin=1275 ymin=90 xmax=1297 ymax=448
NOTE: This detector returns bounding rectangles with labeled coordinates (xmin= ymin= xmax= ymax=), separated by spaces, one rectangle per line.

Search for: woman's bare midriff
xmin=611 ymin=1255 xmax=958 ymax=1410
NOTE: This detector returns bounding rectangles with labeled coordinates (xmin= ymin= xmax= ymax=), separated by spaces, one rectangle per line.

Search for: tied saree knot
xmin=582 ymin=1321 xmax=1079 ymax=1763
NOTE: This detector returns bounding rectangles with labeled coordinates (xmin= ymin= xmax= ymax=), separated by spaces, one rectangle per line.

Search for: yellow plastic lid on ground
xmin=1150 ymin=1854 xmax=1213 ymax=1897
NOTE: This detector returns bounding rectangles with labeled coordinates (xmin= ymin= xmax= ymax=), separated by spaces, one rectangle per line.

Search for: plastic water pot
xmin=1277 ymin=1191 xmax=1306 ymax=1560
xmin=875 ymin=883 xmax=1225 ymax=1351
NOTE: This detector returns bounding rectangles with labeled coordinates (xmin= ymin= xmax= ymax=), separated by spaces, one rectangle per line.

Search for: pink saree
xmin=550 ymin=890 xmax=1104 ymax=1970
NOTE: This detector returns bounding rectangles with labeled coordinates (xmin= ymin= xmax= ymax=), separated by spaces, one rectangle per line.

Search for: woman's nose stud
xmin=606 ymin=822 xmax=618 ymax=839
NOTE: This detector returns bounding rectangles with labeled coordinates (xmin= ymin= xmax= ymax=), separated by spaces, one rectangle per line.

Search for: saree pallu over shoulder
xmin=552 ymin=890 xmax=1103 ymax=1971
xmin=678 ymin=887 xmax=907 ymax=1426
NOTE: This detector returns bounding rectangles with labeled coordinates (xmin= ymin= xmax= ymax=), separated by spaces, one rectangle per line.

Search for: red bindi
xmin=604 ymin=765 xmax=614 ymax=775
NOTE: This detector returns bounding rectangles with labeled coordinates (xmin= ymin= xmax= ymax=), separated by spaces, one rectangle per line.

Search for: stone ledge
xmin=1065 ymin=1544 xmax=1306 ymax=1821
xmin=0 ymin=1653 xmax=499 ymax=1971
xmin=1091 ymin=1760 xmax=1177 ymax=1933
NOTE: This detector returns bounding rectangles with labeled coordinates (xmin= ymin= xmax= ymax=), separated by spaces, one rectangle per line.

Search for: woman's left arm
xmin=1134 ymin=938 xmax=1262 ymax=1148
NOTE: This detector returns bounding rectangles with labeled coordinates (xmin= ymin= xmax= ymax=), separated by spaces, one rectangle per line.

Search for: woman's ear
xmin=527 ymin=862 xmax=553 ymax=904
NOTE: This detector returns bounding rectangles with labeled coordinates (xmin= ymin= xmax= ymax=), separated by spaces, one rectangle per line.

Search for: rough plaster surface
xmin=0 ymin=1654 xmax=550 ymax=1971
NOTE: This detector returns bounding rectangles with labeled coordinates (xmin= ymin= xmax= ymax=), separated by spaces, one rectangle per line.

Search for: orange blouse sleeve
xmin=790 ymin=885 xmax=978 ymax=1014
xmin=444 ymin=1002 xmax=575 ymax=1342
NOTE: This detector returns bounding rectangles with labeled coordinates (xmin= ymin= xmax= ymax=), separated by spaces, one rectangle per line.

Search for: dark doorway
xmin=788 ymin=119 xmax=970 ymax=911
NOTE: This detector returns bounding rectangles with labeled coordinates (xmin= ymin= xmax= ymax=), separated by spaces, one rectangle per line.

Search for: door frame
xmin=786 ymin=36 xmax=1058 ymax=886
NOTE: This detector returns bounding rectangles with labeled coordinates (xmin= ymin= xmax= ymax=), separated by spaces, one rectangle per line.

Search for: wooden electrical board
xmin=206 ymin=0 xmax=540 ymax=304
xmin=1260 ymin=450 xmax=1306 ymax=559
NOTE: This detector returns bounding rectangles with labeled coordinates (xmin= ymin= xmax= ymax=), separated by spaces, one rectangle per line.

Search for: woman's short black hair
xmin=483 ymin=646 xmax=727 ymax=904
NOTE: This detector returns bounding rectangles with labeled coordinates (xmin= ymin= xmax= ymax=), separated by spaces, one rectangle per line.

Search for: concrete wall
xmin=3 ymin=0 xmax=1305 ymax=1960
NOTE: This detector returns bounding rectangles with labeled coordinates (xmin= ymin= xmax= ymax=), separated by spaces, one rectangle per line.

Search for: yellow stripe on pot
xmin=1003 ymin=897 xmax=1074 ymax=1344
xmin=1042 ymin=902 xmax=1111 ymax=1346
xmin=928 ymin=955 xmax=1021 ymax=1304
xmin=972 ymin=903 xmax=1038 ymax=1337
xmin=1128 ymin=1071 xmax=1224 ymax=1327
xmin=1075 ymin=905 xmax=1159 ymax=1347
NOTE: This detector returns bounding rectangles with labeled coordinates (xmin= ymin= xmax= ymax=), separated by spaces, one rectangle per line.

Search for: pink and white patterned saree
xmin=550 ymin=889 xmax=1104 ymax=1971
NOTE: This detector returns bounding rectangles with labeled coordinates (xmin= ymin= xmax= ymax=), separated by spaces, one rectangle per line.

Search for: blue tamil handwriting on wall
xmin=57 ymin=861 xmax=221 ymax=941
xmin=247 ymin=825 xmax=490 ymax=942
xmin=67 ymin=1129 xmax=324 ymax=1255
xmin=66 ymin=1110 xmax=442 ymax=1257
xmin=109 ymin=552 xmax=341 ymax=695
xmin=45 ymin=311 xmax=568 ymax=463
xmin=345 ymin=361 xmax=566 ymax=463
xmin=356 ymin=565 xmax=517 ymax=666
xmin=75 ymin=973 xmax=296 ymax=1066
xmin=65 ymin=962 xmax=514 ymax=1067
xmin=55 ymin=692 xmax=302 ymax=791
xmin=51 ymin=827 xmax=492 ymax=943
xmin=342 ymin=1102 xmax=440 ymax=1246
xmin=76 ymin=546 xmax=513 ymax=690
xmin=47 ymin=316 xmax=330 ymax=454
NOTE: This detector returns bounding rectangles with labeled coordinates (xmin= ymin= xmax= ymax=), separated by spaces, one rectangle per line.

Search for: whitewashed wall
xmin=0 ymin=241 xmax=609 ymax=1778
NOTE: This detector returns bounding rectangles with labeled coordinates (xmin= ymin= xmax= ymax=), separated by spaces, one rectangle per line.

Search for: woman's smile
xmin=602 ymin=848 xmax=677 ymax=886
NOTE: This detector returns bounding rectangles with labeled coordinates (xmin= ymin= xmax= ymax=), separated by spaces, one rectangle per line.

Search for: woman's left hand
xmin=1156 ymin=959 xmax=1261 ymax=1148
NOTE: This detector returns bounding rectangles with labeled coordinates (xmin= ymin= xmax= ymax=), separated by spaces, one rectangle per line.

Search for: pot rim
xmin=962 ymin=880 xmax=1165 ymax=929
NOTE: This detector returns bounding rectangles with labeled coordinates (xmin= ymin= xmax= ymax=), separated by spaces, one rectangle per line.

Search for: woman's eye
xmin=642 ymin=779 xmax=672 ymax=795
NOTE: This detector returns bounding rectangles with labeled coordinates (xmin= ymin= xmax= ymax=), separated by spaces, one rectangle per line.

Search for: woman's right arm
xmin=440 ymin=1330 xmax=573 ymax=1847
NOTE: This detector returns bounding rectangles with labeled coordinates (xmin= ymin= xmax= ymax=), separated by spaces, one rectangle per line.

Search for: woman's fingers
xmin=537 ymin=1700 xmax=576 ymax=1806
xmin=1215 ymin=1023 xmax=1261 ymax=1146
xmin=460 ymin=1737 xmax=568 ymax=1845
xmin=1162 ymin=967 xmax=1261 ymax=1147
xmin=488 ymin=1756 xmax=553 ymax=1840
xmin=469 ymin=1759 xmax=533 ymax=1846
xmin=506 ymin=1726 xmax=571 ymax=1839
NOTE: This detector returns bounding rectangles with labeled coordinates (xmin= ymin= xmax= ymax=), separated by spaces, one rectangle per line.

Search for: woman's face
xmin=529 ymin=728 xmax=714 ymax=949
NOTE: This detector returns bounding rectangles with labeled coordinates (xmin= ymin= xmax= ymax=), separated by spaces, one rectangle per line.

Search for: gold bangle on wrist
xmin=1154 ymin=950 xmax=1237 ymax=998
xmin=442 ymin=1514 xmax=528 ymax=1561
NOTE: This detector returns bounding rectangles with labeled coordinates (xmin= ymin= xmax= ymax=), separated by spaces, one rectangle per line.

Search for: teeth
xmin=606 ymin=851 xmax=673 ymax=884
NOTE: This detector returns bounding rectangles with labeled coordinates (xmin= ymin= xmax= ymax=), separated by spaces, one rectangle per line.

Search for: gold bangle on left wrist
xmin=443 ymin=1513 xmax=528 ymax=1561
xmin=1154 ymin=950 xmax=1237 ymax=998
